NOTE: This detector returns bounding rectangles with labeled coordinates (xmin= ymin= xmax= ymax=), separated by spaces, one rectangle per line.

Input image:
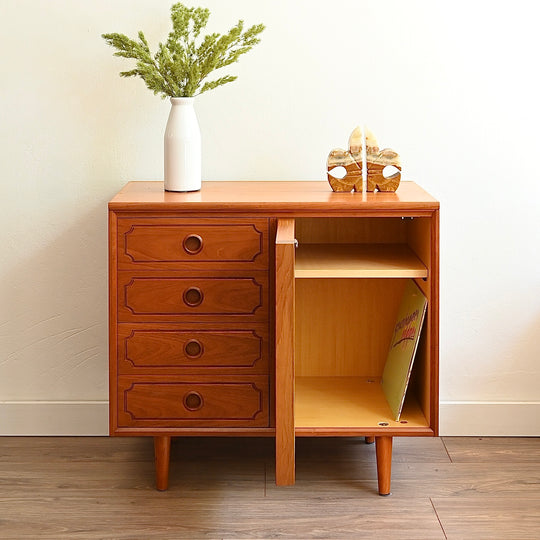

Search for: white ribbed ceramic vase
xmin=164 ymin=97 xmax=201 ymax=192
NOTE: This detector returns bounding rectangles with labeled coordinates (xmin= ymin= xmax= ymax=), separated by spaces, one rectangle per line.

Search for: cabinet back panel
xmin=407 ymin=218 xmax=432 ymax=269
xmin=295 ymin=218 xmax=407 ymax=245
xmin=295 ymin=278 xmax=405 ymax=377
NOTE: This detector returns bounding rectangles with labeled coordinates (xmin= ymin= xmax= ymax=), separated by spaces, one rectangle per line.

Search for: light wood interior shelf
xmin=294 ymin=243 xmax=428 ymax=279
xmin=294 ymin=376 xmax=430 ymax=432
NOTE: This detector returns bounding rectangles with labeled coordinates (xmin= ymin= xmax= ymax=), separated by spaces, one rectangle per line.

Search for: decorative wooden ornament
xmin=327 ymin=148 xmax=362 ymax=192
xmin=327 ymin=127 xmax=401 ymax=192
xmin=364 ymin=127 xmax=401 ymax=192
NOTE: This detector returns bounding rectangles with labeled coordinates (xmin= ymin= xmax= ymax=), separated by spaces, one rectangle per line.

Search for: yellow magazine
xmin=382 ymin=279 xmax=428 ymax=421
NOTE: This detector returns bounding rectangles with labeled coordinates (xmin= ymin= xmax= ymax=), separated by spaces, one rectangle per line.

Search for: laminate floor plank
xmin=293 ymin=436 xmax=451 ymax=463
xmin=0 ymin=436 xmax=539 ymax=539
xmin=0 ymin=495 xmax=445 ymax=539
xmin=0 ymin=460 xmax=266 ymax=497
xmin=390 ymin=462 xmax=540 ymax=498
xmin=443 ymin=436 xmax=540 ymax=462
xmin=432 ymin=497 xmax=540 ymax=540
xmin=265 ymin=461 xmax=540 ymax=499
xmin=0 ymin=436 xmax=153 ymax=463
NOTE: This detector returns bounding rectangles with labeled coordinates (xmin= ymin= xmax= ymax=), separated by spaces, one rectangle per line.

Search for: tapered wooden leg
xmin=365 ymin=436 xmax=375 ymax=444
xmin=154 ymin=436 xmax=171 ymax=491
xmin=375 ymin=436 xmax=393 ymax=496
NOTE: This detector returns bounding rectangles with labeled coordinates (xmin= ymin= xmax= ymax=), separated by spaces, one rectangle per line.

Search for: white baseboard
xmin=1 ymin=401 xmax=539 ymax=436
xmin=0 ymin=401 xmax=108 ymax=436
xmin=440 ymin=401 xmax=540 ymax=436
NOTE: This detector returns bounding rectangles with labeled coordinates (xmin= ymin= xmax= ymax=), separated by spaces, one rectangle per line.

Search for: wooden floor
xmin=1 ymin=436 xmax=539 ymax=539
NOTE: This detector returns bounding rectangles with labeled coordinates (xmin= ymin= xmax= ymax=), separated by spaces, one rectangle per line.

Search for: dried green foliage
xmin=102 ymin=3 xmax=265 ymax=98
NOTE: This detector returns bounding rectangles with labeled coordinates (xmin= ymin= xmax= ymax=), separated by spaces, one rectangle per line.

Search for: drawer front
xmin=117 ymin=324 xmax=269 ymax=373
xmin=118 ymin=218 xmax=268 ymax=270
xmin=118 ymin=376 xmax=269 ymax=428
xmin=119 ymin=274 xmax=267 ymax=322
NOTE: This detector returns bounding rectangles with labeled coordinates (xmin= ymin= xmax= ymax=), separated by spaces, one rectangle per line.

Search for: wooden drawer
xmin=117 ymin=323 xmax=269 ymax=374
xmin=117 ymin=217 xmax=268 ymax=271
xmin=118 ymin=272 xmax=268 ymax=322
xmin=117 ymin=375 xmax=269 ymax=428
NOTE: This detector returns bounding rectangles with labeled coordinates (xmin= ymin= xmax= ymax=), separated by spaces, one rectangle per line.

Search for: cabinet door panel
xmin=275 ymin=218 xmax=296 ymax=485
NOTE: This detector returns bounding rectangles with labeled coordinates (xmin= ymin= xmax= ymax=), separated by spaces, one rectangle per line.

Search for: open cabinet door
xmin=275 ymin=219 xmax=296 ymax=485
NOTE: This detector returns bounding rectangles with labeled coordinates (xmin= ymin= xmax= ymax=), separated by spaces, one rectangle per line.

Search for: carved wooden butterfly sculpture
xmin=327 ymin=127 xmax=401 ymax=192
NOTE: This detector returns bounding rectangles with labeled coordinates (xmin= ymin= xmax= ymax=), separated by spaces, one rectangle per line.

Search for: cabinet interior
xmin=293 ymin=217 xmax=433 ymax=433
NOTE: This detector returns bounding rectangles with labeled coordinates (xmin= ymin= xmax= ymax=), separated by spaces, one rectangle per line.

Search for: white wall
xmin=1 ymin=0 xmax=539 ymax=435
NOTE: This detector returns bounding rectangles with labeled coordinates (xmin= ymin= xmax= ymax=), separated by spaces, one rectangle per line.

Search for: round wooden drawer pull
xmin=183 ymin=287 xmax=203 ymax=307
xmin=183 ymin=391 xmax=203 ymax=411
xmin=184 ymin=339 xmax=203 ymax=359
xmin=182 ymin=234 xmax=203 ymax=254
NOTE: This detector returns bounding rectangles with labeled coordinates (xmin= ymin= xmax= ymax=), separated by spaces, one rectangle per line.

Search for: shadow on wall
xmin=491 ymin=313 xmax=540 ymax=401
xmin=0 ymin=202 xmax=110 ymax=403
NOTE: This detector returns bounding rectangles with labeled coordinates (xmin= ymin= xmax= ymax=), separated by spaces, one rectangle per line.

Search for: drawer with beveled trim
xmin=117 ymin=375 xmax=269 ymax=428
xmin=117 ymin=217 xmax=269 ymax=271
xmin=117 ymin=323 xmax=269 ymax=374
xmin=118 ymin=271 xmax=268 ymax=323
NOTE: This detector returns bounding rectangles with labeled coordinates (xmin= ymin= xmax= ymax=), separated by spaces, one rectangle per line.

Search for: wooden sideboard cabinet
xmin=109 ymin=181 xmax=439 ymax=494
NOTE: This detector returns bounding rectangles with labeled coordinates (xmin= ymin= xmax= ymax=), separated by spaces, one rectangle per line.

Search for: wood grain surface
xmin=117 ymin=375 xmax=269 ymax=428
xmin=294 ymin=243 xmax=427 ymax=278
xmin=117 ymin=324 xmax=269 ymax=374
xmin=117 ymin=217 xmax=268 ymax=271
xmin=1 ymin=437 xmax=539 ymax=538
xmin=275 ymin=218 xmax=296 ymax=485
xmin=118 ymin=273 xmax=268 ymax=321
xmin=294 ymin=376 xmax=430 ymax=434
xmin=108 ymin=181 xmax=439 ymax=214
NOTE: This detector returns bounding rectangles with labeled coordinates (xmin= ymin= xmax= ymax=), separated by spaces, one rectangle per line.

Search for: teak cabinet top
xmin=109 ymin=181 xmax=439 ymax=215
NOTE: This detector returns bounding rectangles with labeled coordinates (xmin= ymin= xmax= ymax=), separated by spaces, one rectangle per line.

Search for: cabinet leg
xmin=154 ymin=436 xmax=171 ymax=491
xmin=365 ymin=436 xmax=375 ymax=444
xmin=375 ymin=436 xmax=393 ymax=496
